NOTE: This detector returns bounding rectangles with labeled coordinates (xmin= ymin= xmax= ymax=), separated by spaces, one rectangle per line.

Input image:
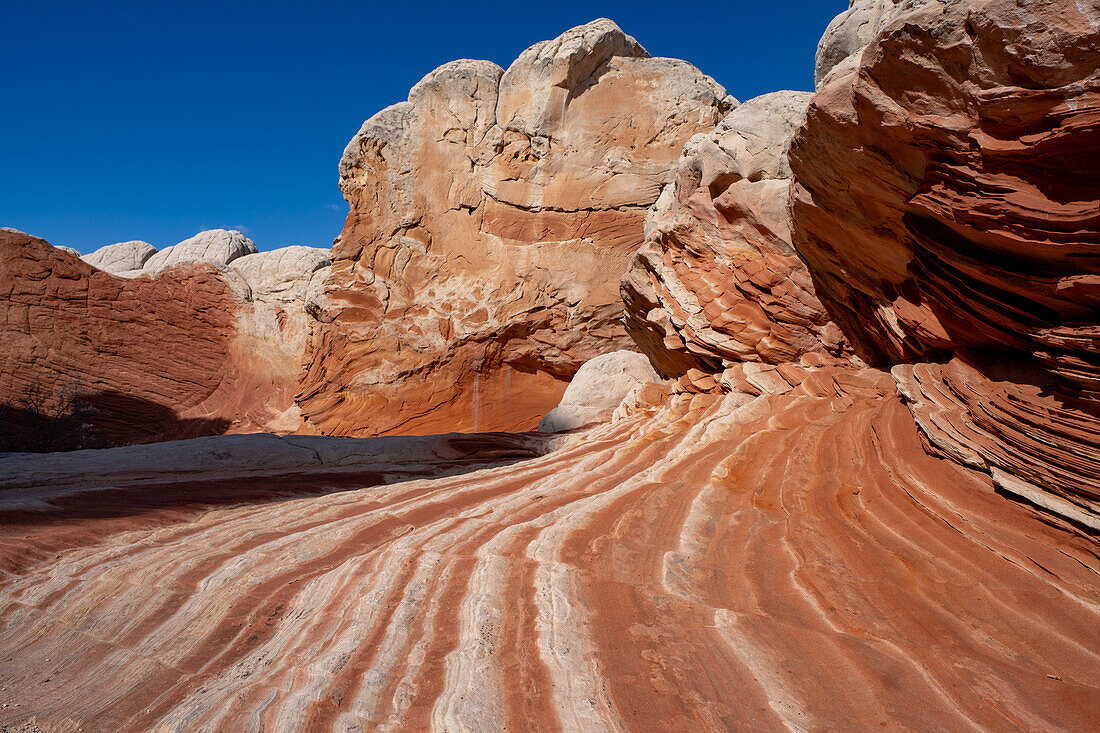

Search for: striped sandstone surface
xmin=0 ymin=366 xmax=1096 ymax=731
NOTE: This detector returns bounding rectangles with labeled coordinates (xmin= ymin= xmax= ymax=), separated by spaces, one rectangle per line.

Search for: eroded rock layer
xmin=298 ymin=19 xmax=734 ymax=436
xmin=0 ymin=368 xmax=1096 ymax=731
xmin=622 ymin=91 xmax=851 ymax=381
xmin=788 ymin=0 xmax=1100 ymax=525
xmin=0 ymin=231 xmax=243 ymax=443
xmin=0 ymin=231 xmax=330 ymax=442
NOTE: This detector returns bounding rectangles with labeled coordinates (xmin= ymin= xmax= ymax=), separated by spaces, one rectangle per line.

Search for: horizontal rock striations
xmin=297 ymin=19 xmax=734 ymax=437
xmin=789 ymin=0 xmax=1100 ymax=526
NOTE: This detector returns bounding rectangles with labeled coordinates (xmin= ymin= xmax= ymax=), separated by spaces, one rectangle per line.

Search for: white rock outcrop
xmin=82 ymin=240 xmax=158 ymax=276
xmin=814 ymin=0 xmax=940 ymax=87
xmin=144 ymin=229 xmax=258 ymax=274
xmin=538 ymin=350 xmax=660 ymax=432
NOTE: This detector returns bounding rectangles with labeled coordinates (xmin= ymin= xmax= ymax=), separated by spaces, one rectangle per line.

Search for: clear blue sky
xmin=1 ymin=1 xmax=843 ymax=254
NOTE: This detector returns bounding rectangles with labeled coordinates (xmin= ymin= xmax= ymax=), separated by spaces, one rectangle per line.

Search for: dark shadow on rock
xmin=0 ymin=430 xmax=550 ymax=575
xmin=0 ymin=389 xmax=232 ymax=453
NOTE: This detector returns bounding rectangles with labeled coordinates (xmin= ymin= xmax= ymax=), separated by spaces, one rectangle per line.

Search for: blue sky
xmin=1 ymin=1 xmax=844 ymax=253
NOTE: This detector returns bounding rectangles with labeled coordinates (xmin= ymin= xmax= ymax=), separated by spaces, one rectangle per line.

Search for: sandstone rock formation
xmin=537 ymin=349 xmax=659 ymax=431
xmin=144 ymin=228 xmax=258 ymax=274
xmin=0 ymin=365 xmax=1096 ymax=731
xmin=0 ymin=229 xmax=244 ymax=443
xmin=789 ymin=0 xmax=1100 ymax=527
xmin=814 ymin=0 xmax=935 ymax=87
xmin=230 ymin=246 xmax=332 ymax=431
xmin=622 ymin=91 xmax=850 ymax=383
xmin=298 ymin=19 xmax=734 ymax=437
xmin=1 ymin=230 xmax=331 ymax=443
xmin=82 ymin=240 xmax=158 ymax=276
xmin=0 ymin=5 xmax=1098 ymax=730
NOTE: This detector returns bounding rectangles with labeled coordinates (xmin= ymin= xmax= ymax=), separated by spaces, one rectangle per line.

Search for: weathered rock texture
xmin=0 ymin=366 xmax=1096 ymax=731
xmin=230 ymin=247 xmax=332 ymax=431
xmin=814 ymin=0 xmax=936 ymax=87
xmin=82 ymin=240 xmax=157 ymax=277
xmin=1 ymin=231 xmax=330 ymax=442
xmin=298 ymin=19 xmax=734 ymax=437
xmin=0 ymin=230 xmax=244 ymax=443
xmin=144 ymin=228 xmax=258 ymax=274
xmin=622 ymin=91 xmax=851 ymax=383
xmin=537 ymin=349 xmax=659 ymax=431
xmin=789 ymin=0 xmax=1100 ymax=526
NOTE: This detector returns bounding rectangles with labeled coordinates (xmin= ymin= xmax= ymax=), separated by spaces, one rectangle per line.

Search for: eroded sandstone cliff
xmin=788 ymin=0 xmax=1100 ymax=528
xmin=0 ymin=230 xmax=330 ymax=442
xmin=297 ymin=19 xmax=734 ymax=436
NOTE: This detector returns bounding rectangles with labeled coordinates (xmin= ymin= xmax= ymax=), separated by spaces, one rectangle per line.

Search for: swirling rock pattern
xmin=298 ymin=19 xmax=734 ymax=437
xmin=0 ymin=367 xmax=1096 ymax=731
xmin=788 ymin=0 xmax=1100 ymax=526
xmin=622 ymin=91 xmax=851 ymax=380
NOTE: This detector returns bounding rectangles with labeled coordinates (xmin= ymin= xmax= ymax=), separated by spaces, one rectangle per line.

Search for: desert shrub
xmin=0 ymin=379 xmax=106 ymax=453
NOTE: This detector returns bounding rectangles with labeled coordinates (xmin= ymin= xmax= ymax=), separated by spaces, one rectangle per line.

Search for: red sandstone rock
xmin=0 ymin=231 xmax=324 ymax=443
xmin=622 ymin=90 xmax=852 ymax=380
xmin=297 ymin=19 xmax=734 ymax=436
xmin=789 ymin=0 xmax=1100 ymax=526
xmin=0 ymin=230 xmax=245 ymax=443
xmin=0 ymin=367 xmax=1096 ymax=730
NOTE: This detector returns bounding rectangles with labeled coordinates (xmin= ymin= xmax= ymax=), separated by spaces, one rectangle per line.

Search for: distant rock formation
xmin=82 ymin=240 xmax=157 ymax=277
xmin=231 ymin=246 xmax=332 ymax=431
xmin=298 ymin=19 xmax=734 ymax=436
xmin=0 ymin=229 xmax=329 ymax=443
xmin=144 ymin=228 xmax=258 ymax=274
xmin=789 ymin=0 xmax=1100 ymax=527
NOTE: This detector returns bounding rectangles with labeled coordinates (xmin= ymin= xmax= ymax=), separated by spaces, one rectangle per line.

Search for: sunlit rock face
xmin=813 ymin=0 xmax=938 ymax=87
xmin=298 ymin=19 xmax=734 ymax=437
xmin=0 ymin=230 xmax=331 ymax=441
xmin=0 ymin=230 xmax=244 ymax=443
xmin=81 ymin=240 xmax=157 ymax=276
xmin=143 ymin=228 xmax=258 ymax=274
xmin=789 ymin=0 xmax=1100 ymax=526
xmin=537 ymin=349 xmax=659 ymax=432
xmin=1 ymin=365 xmax=1097 ymax=731
xmin=622 ymin=91 xmax=853 ymax=383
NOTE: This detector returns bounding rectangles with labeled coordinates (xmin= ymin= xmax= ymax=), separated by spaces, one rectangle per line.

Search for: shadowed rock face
xmin=0 ymin=366 xmax=1096 ymax=730
xmin=298 ymin=19 xmax=734 ymax=437
xmin=789 ymin=0 xmax=1100 ymax=526
xmin=0 ymin=231 xmax=243 ymax=443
